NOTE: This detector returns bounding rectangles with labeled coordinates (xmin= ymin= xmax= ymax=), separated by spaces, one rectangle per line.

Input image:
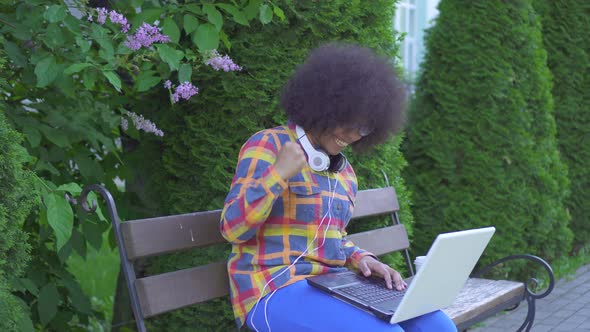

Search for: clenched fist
xmin=274 ymin=141 xmax=307 ymax=181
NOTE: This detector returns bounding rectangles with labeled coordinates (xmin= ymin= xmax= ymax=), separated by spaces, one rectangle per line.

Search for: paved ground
xmin=470 ymin=264 xmax=590 ymax=331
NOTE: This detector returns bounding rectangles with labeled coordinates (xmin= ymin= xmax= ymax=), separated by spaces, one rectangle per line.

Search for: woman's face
xmin=314 ymin=127 xmax=364 ymax=155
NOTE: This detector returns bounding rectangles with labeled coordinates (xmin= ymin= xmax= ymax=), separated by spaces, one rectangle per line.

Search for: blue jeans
xmin=246 ymin=280 xmax=457 ymax=332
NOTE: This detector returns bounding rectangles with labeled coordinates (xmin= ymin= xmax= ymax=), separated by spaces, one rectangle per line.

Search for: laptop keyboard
xmin=339 ymin=279 xmax=406 ymax=304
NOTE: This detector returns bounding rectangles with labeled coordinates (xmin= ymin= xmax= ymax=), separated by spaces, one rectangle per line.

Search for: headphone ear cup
xmin=328 ymin=153 xmax=347 ymax=173
xmin=307 ymin=150 xmax=330 ymax=172
xmin=296 ymin=125 xmax=331 ymax=172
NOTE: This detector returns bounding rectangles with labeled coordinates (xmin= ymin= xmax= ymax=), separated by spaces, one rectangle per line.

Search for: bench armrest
xmin=471 ymin=254 xmax=555 ymax=300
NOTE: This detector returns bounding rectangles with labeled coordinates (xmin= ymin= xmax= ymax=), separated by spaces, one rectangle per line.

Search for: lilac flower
xmin=126 ymin=112 xmax=164 ymax=137
xmin=124 ymin=23 xmax=171 ymax=51
xmin=205 ymin=50 xmax=242 ymax=72
xmin=164 ymin=80 xmax=172 ymax=89
xmin=124 ymin=37 xmax=141 ymax=51
xmin=120 ymin=118 xmax=129 ymax=131
xmin=97 ymin=7 xmax=108 ymax=25
xmin=172 ymin=82 xmax=199 ymax=103
xmin=87 ymin=14 xmax=93 ymax=22
xmin=109 ymin=10 xmax=130 ymax=33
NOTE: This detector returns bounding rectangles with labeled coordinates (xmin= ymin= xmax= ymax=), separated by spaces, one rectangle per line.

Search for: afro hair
xmin=281 ymin=42 xmax=406 ymax=153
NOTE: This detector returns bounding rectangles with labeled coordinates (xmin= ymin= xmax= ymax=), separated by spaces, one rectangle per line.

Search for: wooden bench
xmin=77 ymin=184 xmax=555 ymax=332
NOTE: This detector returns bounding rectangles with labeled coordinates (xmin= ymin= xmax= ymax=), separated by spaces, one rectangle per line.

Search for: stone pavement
xmin=470 ymin=264 xmax=590 ymax=331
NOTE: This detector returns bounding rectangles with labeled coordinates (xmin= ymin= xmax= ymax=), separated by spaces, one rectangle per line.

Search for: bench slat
xmin=136 ymin=261 xmax=229 ymax=318
xmin=122 ymin=188 xmax=400 ymax=260
xmin=352 ymin=187 xmax=399 ymax=219
xmin=121 ymin=210 xmax=224 ymax=260
xmin=346 ymin=224 xmax=409 ymax=256
xmin=443 ymin=278 xmax=525 ymax=327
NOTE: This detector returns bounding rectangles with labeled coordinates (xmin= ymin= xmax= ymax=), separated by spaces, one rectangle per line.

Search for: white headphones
xmin=295 ymin=125 xmax=347 ymax=172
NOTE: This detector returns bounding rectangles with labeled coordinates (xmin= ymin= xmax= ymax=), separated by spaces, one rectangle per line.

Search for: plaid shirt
xmin=220 ymin=123 xmax=372 ymax=327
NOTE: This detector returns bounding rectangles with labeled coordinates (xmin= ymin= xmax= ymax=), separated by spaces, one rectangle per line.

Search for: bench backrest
xmin=117 ymin=187 xmax=410 ymax=319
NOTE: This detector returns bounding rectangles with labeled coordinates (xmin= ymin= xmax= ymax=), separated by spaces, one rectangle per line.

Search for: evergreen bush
xmin=127 ymin=1 xmax=411 ymax=330
xmin=402 ymin=0 xmax=572 ymax=274
xmin=0 ymin=111 xmax=39 ymax=331
xmin=533 ymin=0 xmax=590 ymax=248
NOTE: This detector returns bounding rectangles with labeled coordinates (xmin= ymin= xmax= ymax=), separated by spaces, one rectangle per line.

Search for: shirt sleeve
xmin=341 ymin=229 xmax=374 ymax=270
xmin=220 ymin=130 xmax=288 ymax=244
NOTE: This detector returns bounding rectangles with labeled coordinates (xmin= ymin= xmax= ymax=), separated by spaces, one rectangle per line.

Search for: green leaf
xmin=36 ymin=160 xmax=61 ymax=176
xmin=38 ymin=283 xmax=59 ymax=326
xmin=35 ymin=56 xmax=59 ymax=87
xmin=91 ymin=25 xmax=114 ymax=57
xmin=183 ymin=14 xmax=199 ymax=34
xmin=63 ymin=15 xmax=82 ymax=35
xmin=19 ymin=278 xmax=39 ymax=296
xmin=82 ymin=219 xmax=104 ymax=251
xmin=44 ymin=5 xmax=67 ymax=23
xmin=273 ymin=5 xmax=286 ymax=21
xmin=130 ymin=0 xmax=144 ymax=7
xmin=70 ymin=228 xmax=86 ymax=258
xmin=17 ymin=312 xmax=35 ymax=332
xmin=44 ymin=24 xmax=66 ymax=49
xmin=64 ymin=63 xmax=92 ymax=75
xmin=57 ymin=241 xmax=72 ymax=263
xmin=162 ymin=18 xmax=180 ymax=44
xmin=132 ymin=8 xmax=164 ymax=29
xmin=45 ymin=193 xmax=74 ymax=252
xmin=56 ymin=74 xmax=76 ymax=98
xmin=156 ymin=44 xmax=184 ymax=71
xmin=192 ymin=23 xmax=219 ymax=51
xmin=103 ymin=71 xmax=122 ymax=92
xmin=216 ymin=4 xmax=249 ymax=26
xmin=75 ymin=37 xmax=91 ymax=53
xmin=220 ymin=30 xmax=231 ymax=50
xmin=244 ymin=0 xmax=262 ymax=21
xmin=23 ymin=126 xmax=41 ymax=148
xmin=136 ymin=71 xmax=161 ymax=92
xmin=39 ymin=125 xmax=69 ymax=148
xmin=56 ymin=183 xmax=83 ymax=195
xmin=4 ymin=41 xmax=27 ymax=67
xmin=178 ymin=63 xmax=192 ymax=83
xmin=82 ymin=69 xmax=97 ymax=89
xmin=203 ymin=4 xmax=223 ymax=31
xmin=74 ymin=155 xmax=105 ymax=181
xmin=259 ymin=4 xmax=273 ymax=24
xmin=62 ymin=276 xmax=92 ymax=314
xmin=185 ymin=3 xmax=202 ymax=14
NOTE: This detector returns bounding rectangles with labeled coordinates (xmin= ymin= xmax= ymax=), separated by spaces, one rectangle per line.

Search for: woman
xmin=220 ymin=43 xmax=456 ymax=332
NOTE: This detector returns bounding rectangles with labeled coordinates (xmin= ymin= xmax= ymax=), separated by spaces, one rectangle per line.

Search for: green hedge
xmin=125 ymin=1 xmax=411 ymax=330
xmin=0 ymin=111 xmax=39 ymax=331
xmin=402 ymin=0 xmax=572 ymax=274
xmin=533 ymin=0 xmax=590 ymax=248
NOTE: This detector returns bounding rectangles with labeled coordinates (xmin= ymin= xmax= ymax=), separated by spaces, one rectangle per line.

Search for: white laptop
xmin=307 ymin=227 xmax=496 ymax=323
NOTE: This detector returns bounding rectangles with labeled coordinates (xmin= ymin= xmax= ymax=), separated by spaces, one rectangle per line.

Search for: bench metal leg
xmin=79 ymin=184 xmax=148 ymax=332
xmin=516 ymin=293 xmax=535 ymax=332
xmin=472 ymin=254 xmax=555 ymax=332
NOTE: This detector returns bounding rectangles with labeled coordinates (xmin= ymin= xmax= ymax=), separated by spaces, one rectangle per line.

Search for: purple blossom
xmin=164 ymin=80 xmax=172 ymax=89
xmin=87 ymin=14 xmax=93 ymax=22
xmin=205 ymin=50 xmax=242 ymax=72
xmin=124 ymin=23 xmax=171 ymax=51
xmin=172 ymin=82 xmax=198 ymax=103
xmin=120 ymin=118 xmax=129 ymax=131
xmin=126 ymin=112 xmax=164 ymax=137
xmin=97 ymin=7 xmax=108 ymax=25
xmin=109 ymin=10 xmax=130 ymax=33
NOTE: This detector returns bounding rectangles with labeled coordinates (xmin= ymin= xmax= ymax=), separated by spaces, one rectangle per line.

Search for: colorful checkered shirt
xmin=220 ymin=123 xmax=373 ymax=327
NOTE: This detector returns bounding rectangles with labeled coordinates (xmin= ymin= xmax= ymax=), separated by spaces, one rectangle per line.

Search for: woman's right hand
xmin=274 ymin=141 xmax=307 ymax=180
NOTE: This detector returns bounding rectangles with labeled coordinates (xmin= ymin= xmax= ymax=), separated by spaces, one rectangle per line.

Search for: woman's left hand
xmin=358 ymin=256 xmax=408 ymax=291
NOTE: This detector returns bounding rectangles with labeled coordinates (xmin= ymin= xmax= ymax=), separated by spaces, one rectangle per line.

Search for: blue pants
xmin=246 ymin=280 xmax=457 ymax=332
